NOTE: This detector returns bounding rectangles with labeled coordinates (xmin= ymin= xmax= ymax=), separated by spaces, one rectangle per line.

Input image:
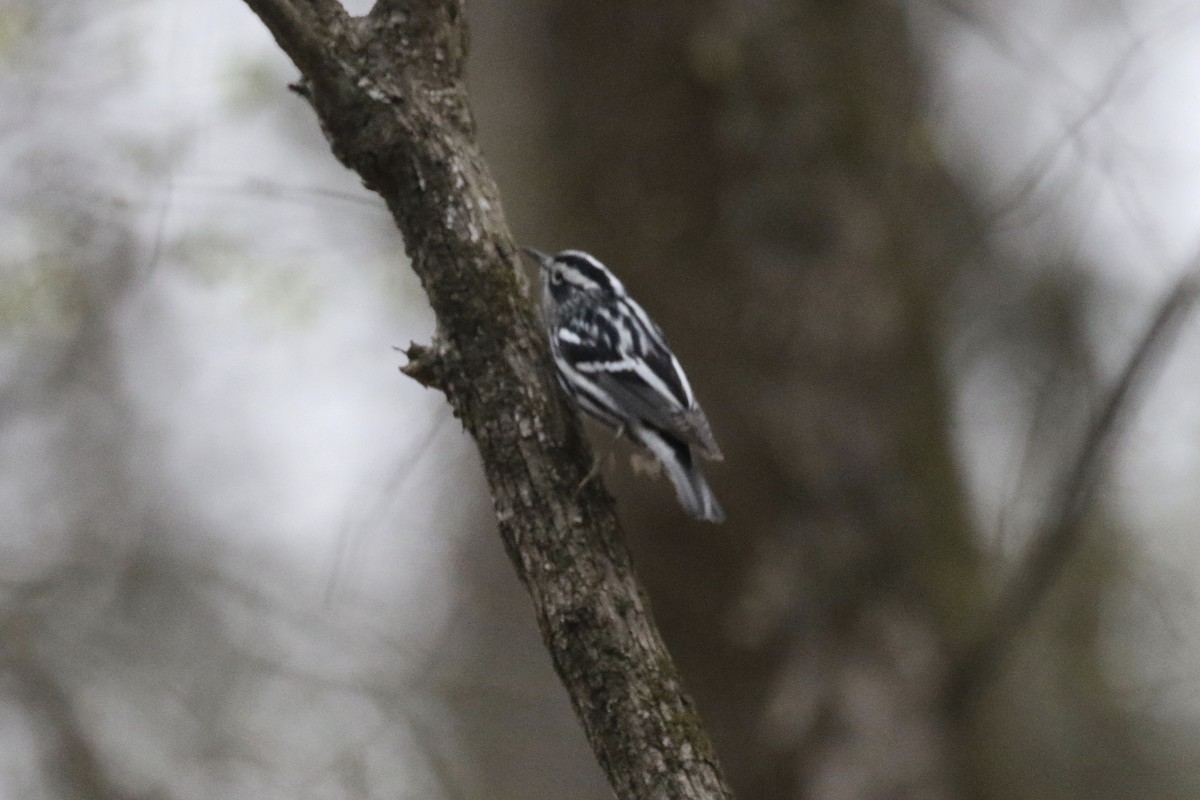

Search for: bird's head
xmin=522 ymin=247 xmax=624 ymax=306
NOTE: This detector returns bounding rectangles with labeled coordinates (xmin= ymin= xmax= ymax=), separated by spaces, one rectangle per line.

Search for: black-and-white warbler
xmin=522 ymin=247 xmax=725 ymax=523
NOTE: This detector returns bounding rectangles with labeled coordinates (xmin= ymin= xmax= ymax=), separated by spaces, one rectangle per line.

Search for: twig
xmin=949 ymin=273 xmax=1200 ymax=713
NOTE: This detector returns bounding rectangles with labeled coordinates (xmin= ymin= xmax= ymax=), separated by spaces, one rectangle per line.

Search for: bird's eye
xmin=550 ymin=270 xmax=564 ymax=285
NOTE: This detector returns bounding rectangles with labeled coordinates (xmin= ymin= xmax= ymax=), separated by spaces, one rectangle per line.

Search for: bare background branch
xmin=951 ymin=273 xmax=1200 ymax=711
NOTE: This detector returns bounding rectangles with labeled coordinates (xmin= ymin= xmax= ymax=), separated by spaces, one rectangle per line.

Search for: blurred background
xmin=3 ymin=1 xmax=1200 ymax=798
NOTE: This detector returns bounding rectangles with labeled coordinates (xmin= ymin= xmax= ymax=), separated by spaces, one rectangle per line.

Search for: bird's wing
xmin=597 ymin=369 xmax=724 ymax=461
xmin=558 ymin=300 xmax=723 ymax=460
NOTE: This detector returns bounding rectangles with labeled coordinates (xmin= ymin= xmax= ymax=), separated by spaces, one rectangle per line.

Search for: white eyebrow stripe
xmin=566 ymin=272 xmax=597 ymax=289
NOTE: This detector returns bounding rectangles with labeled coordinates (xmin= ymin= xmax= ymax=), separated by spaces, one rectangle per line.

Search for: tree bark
xmin=237 ymin=1 xmax=733 ymax=798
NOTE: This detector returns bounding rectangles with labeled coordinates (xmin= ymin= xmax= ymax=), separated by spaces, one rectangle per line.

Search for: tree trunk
xmin=533 ymin=3 xmax=983 ymax=798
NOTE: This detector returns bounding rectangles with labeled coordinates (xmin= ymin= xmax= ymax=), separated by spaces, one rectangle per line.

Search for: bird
xmin=522 ymin=247 xmax=725 ymax=523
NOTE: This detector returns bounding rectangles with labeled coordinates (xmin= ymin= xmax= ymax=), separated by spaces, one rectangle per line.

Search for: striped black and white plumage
xmin=522 ymin=247 xmax=724 ymax=523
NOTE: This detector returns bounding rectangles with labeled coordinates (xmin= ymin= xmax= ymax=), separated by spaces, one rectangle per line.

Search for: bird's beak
xmin=520 ymin=247 xmax=552 ymax=271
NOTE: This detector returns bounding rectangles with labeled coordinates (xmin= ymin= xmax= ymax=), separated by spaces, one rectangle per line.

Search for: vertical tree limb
xmin=237 ymin=1 xmax=734 ymax=798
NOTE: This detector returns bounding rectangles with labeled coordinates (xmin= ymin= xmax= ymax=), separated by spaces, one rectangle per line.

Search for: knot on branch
xmin=399 ymin=340 xmax=450 ymax=390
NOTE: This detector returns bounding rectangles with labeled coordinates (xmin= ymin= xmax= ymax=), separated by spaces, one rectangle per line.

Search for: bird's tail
xmin=638 ymin=428 xmax=725 ymax=523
